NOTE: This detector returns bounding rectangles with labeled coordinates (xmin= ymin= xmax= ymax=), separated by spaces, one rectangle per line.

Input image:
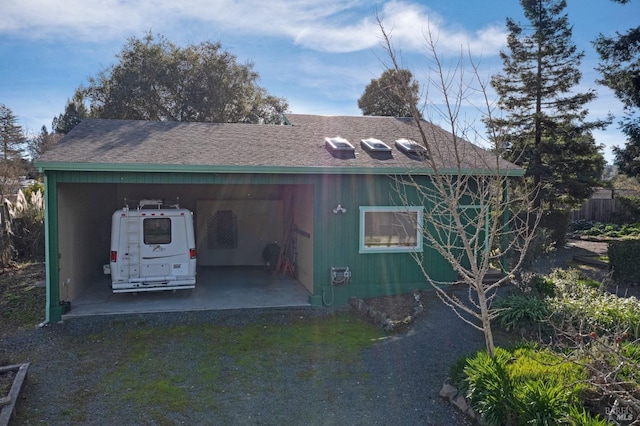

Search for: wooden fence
xmin=570 ymin=198 xmax=624 ymax=223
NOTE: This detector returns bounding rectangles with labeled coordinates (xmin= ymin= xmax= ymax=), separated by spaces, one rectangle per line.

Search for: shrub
xmin=616 ymin=196 xmax=640 ymax=223
xmin=529 ymin=274 xmax=556 ymax=297
xmin=0 ymin=200 xmax=14 ymax=267
xmin=574 ymin=337 xmax=640 ymax=418
xmin=464 ymin=347 xmax=519 ymax=426
xmin=448 ymin=354 xmax=472 ymax=391
xmin=608 ymin=239 xmax=640 ymax=286
xmin=8 ymin=184 xmax=45 ymax=261
xmin=548 ymin=269 xmax=640 ymax=339
xmin=495 ymin=294 xmax=550 ymax=332
xmin=565 ymin=405 xmax=610 ymax=426
xmin=618 ymin=341 xmax=640 ymax=389
xmin=461 ymin=345 xmax=590 ymax=425
xmin=519 ymin=227 xmax=553 ymax=272
xmin=509 ymin=346 xmax=588 ymax=399
xmin=571 ymin=220 xmax=640 ymax=239
xmin=569 ymin=219 xmax=597 ymax=232
xmin=516 ymin=379 xmax=570 ymax=424
xmin=541 ymin=209 xmax=570 ymax=247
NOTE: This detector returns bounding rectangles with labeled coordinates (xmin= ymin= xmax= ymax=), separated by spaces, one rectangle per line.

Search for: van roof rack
xmin=123 ymin=198 xmax=181 ymax=210
xmin=139 ymin=199 xmax=164 ymax=208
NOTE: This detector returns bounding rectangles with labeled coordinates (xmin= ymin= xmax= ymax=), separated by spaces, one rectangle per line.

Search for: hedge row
xmin=608 ymin=240 xmax=640 ymax=286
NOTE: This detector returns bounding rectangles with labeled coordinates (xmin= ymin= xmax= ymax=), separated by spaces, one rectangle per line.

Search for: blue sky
xmin=0 ymin=0 xmax=637 ymax=163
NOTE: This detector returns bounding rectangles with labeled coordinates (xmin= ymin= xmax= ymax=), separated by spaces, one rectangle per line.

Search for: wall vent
xmin=330 ymin=267 xmax=351 ymax=286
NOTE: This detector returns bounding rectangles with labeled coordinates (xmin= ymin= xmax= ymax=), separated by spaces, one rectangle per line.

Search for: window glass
xmin=360 ymin=206 xmax=423 ymax=253
xmin=144 ymin=218 xmax=172 ymax=245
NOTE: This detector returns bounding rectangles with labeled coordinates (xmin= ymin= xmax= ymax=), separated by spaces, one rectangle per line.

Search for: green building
xmin=36 ymin=114 xmax=521 ymax=323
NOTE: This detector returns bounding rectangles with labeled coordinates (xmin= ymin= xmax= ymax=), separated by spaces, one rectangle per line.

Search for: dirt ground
xmin=0 ymin=369 xmax=14 ymax=397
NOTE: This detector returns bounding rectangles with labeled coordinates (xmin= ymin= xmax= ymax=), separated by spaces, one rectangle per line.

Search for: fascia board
xmin=35 ymin=161 xmax=525 ymax=177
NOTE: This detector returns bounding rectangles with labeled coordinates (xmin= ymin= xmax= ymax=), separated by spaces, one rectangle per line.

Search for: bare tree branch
xmin=377 ymin=17 xmax=542 ymax=357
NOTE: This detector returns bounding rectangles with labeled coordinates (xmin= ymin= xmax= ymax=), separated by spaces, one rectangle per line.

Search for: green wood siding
xmin=311 ymin=174 xmax=454 ymax=306
xmin=51 ymin=171 xmax=317 ymax=185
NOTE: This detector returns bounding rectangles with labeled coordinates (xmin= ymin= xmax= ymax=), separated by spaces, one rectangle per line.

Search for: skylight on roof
xmin=395 ymin=138 xmax=428 ymax=158
xmin=326 ymin=137 xmax=354 ymax=151
xmin=325 ymin=136 xmax=356 ymax=158
xmin=360 ymin=138 xmax=391 ymax=153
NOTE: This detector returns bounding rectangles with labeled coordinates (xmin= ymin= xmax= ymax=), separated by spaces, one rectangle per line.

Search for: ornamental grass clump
xmin=495 ymin=294 xmax=550 ymax=332
xmin=463 ymin=347 xmax=519 ymax=426
xmin=7 ymin=183 xmax=45 ymax=261
xmin=458 ymin=345 xmax=592 ymax=426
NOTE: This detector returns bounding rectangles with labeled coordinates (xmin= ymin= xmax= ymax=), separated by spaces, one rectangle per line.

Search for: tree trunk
xmin=477 ymin=287 xmax=496 ymax=358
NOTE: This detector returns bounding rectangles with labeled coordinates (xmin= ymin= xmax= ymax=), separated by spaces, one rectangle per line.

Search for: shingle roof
xmin=36 ymin=114 xmax=521 ymax=175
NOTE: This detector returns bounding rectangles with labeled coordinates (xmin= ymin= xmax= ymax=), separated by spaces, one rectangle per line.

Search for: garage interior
xmin=56 ymin=182 xmax=315 ymax=317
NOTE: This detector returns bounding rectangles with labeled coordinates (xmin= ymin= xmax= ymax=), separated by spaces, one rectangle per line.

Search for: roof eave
xmin=35 ymin=161 xmax=525 ymax=177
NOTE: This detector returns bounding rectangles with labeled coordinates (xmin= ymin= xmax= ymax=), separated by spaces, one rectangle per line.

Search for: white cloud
xmin=365 ymin=1 xmax=506 ymax=56
xmin=0 ymin=0 xmax=148 ymax=40
xmin=0 ymin=0 xmax=506 ymax=55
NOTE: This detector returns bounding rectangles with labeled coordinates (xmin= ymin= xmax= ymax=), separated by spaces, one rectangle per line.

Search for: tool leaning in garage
xmin=276 ymin=203 xmax=296 ymax=278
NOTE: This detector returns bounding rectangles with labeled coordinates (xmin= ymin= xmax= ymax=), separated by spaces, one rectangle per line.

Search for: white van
xmin=105 ymin=199 xmax=196 ymax=293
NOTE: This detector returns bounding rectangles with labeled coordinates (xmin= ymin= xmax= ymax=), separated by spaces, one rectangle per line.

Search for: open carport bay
xmin=56 ymin=181 xmax=315 ymax=315
xmin=63 ymin=266 xmax=311 ymax=318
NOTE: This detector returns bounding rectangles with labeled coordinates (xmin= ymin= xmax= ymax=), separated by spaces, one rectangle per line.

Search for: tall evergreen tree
xmin=358 ymin=69 xmax=421 ymax=117
xmin=27 ymin=125 xmax=62 ymax=160
xmin=0 ymin=104 xmax=26 ymax=161
xmin=53 ymin=90 xmax=89 ymax=134
xmin=594 ymin=0 xmax=640 ymax=176
xmin=488 ymin=0 xmax=607 ymax=208
xmin=0 ymin=103 xmax=26 ymax=200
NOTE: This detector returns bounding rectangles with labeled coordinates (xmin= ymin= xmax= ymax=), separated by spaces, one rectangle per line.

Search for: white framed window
xmin=359 ymin=206 xmax=423 ymax=253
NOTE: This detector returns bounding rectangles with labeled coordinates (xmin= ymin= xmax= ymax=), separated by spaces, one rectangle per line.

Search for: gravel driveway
xmin=2 ymin=238 xmax=618 ymax=425
xmin=2 ymin=287 xmax=493 ymax=426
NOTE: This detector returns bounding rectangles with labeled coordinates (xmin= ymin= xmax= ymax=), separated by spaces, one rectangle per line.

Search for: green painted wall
xmin=43 ymin=170 xmax=454 ymax=320
xmin=309 ymin=173 xmax=453 ymax=306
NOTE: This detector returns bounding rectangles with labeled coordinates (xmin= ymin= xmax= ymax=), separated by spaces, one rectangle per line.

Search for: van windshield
xmin=144 ymin=218 xmax=172 ymax=244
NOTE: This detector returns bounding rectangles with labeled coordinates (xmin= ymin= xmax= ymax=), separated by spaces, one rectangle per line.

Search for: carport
xmin=48 ymin=177 xmax=316 ymax=320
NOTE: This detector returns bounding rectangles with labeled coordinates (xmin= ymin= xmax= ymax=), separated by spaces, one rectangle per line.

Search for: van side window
xmin=144 ymin=218 xmax=172 ymax=245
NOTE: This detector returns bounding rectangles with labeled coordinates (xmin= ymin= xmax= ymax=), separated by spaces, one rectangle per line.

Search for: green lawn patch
xmin=0 ymin=263 xmax=46 ymax=334
xmin=90 ymin=312 xmax=384 ymax=421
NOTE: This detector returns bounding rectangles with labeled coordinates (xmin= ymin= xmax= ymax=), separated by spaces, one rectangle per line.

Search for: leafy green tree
xmin=53 ymin=90 xmax=88 ymax=134
xmin=594 ymin=1 xmax=640 ymax=176
xmin=358 ymin=69 xmax=420 ymax=117
xmin=488 ymin=0 xmax=608 ymax=209
xmin=79 ymin=33 xmax=288 ymax=124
